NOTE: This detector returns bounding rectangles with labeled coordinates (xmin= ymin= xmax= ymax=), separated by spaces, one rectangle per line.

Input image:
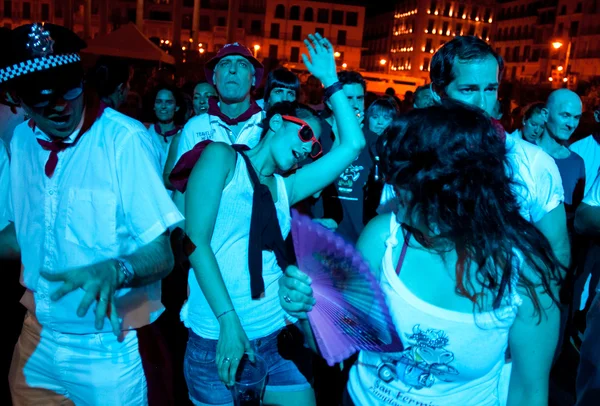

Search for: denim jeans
xmin=576 ymin=293 xmax=600 ymax=405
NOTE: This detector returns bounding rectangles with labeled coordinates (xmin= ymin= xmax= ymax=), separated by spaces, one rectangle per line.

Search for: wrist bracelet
xmin=217 ymin=309 xmax=235 ymax=320
xmin=324 ymin=81 xmax=344 ymax=100
xmin=116 ymin=259 xmax=134 ymax=288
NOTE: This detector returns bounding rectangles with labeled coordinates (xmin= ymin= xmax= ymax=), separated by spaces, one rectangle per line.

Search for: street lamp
xmin=342 ymin=63 xmax=347 ymax=69
xmin=334 ymin=51 xmax=341 ymax=58
xmin=253 ymin=44 xmax=260 ymax=57
xmin=550 ymin=39 xmax=572 ymax=88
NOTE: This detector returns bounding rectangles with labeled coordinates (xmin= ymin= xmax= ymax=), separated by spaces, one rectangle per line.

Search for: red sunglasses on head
xmin=281 ymin=115 xmax=322 ymax=159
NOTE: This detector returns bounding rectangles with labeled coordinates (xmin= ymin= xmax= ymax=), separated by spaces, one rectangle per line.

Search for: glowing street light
xmin=552 ymin=41 xmax=563 ymax=50
xmin=563 ymin=77 xmax=568 ymax=82
xmin=557 ymin=66 xmax=564 ymax=71
xmin=334 ymin=51 xmax=341 ymax=58
xmin=380 ymin=59 xmax=387 ymax=65
xmin=342 ymin=63 xmax=347 ymax=68
xmin=181 ymin=46 xmax=187 ymax=51
xmin=199 ymin=48 xmax=205 ymax=54
xmin=253 ymin=44 xmax=261 ymax=57
xmin=548 ymin=77 xmax=553 ymax=82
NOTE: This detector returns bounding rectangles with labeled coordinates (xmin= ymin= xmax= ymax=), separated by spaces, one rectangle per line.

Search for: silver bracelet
xmin=116 ymin=259 xmax=134 ymax=288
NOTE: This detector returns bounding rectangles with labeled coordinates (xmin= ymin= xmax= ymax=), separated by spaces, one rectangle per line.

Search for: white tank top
xmin=348 ymin=214 xmax=522 ymax=406
xmin=181 ymin=153 xmax=296 ymax=340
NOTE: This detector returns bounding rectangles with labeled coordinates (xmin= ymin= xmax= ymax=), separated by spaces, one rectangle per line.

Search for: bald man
xmin=537 ymin=89 xmax=586 ymax=223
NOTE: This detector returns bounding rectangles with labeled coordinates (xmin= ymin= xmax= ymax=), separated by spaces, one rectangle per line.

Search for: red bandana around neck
xmin=207 ymin=97 xmax=262 ymax=126
xmin=36 ymin=128 xmax=85 ymax=177
xmin=154 ymin=123 xmax=182 ymax=143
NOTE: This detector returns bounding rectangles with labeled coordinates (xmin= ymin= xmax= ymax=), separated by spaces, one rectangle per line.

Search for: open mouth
xmin=48 ymin=114 xmax=71 ymax=124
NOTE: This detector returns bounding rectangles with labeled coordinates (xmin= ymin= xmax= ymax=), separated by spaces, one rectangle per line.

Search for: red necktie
xmin=36 ymin=131 xmax=84 ymax=177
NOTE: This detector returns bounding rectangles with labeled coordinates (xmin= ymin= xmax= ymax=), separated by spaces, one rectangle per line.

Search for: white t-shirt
xmin=0 ymin=142 xmax=10 ymax=231
xmin=378 ymin=133 xmax=564 ymax=223
xmin=147 ymin=124 xmax=181 ymax=171
xmin=348 ymin=214 xmax=522 ymax=406
xmin=175 ymin=108 xmax=264 ymax=165
xmin=9 ymin=108 xmax=184 ymax=334
xmin=583 ymin=171 xmax=600 ymax=207
xmin=570 ymin=134 xmax=600 ymax=195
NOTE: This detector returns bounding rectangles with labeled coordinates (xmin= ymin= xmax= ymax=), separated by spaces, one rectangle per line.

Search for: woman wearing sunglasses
xmin=181 ymin=33 xmax=365 ymax=406
xmin=278 ymin=101 xmax=563 ymax=406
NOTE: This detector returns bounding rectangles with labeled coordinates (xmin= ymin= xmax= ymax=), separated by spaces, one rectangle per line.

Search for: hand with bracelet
xmin=215 ymin=307 xmax=255 ymax=386
xmin=40 ymin=258 xmax=130 ymax=338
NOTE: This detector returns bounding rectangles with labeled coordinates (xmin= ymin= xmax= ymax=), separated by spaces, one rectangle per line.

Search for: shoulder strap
xmin=231 ymin=144 xmax=258 ymax=187
xmin=395 ymin=228 xmax=411 ymax=276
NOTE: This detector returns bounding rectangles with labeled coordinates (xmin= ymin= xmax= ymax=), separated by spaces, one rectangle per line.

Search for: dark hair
xmin=430 ymin=36 xmax=505 ymax=91
xmin=88 ymin=56 xmax=131 ymax=98
xmin=259 ymin=101 xmax=319 ymax=139
xmin=377 ymin=100 xmax=562 ymax=317
xmin=152 ymin=83 xmax=187 ymax=125
xmin=367 ymin=97 xmax=400 ymax=121
xmin=413 ymin=85 xmax=435 ymax=108
xmin=338 ymin=70 xmax=366 ymax=93
xmin=522 ymin=102 xmax=546 ymax=121
xmin=264 ymin=68 xmax=300 ymax=103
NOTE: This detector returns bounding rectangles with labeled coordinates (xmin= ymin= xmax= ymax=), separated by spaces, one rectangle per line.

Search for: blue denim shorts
xmin=184 ymin=326 xmax=312 ymax=406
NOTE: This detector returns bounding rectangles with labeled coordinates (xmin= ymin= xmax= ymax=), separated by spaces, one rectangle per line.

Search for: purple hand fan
xmin=291 ymin=210 xmax=404 ymax=366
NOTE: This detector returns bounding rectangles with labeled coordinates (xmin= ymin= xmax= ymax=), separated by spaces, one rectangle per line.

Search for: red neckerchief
xmin=207 ymin=97 xmax=262 ymax=126
xmin=153 ymin=123 xmax=182 ymax=143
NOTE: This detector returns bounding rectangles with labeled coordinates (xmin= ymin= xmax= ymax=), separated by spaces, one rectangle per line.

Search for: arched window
xmin=290 ymin=6 xmax=300 ymax=20
xmin=304 ymin=7 xmax=314 ymax=22
xmin=275 ymin=4 xmax=285 ymax=19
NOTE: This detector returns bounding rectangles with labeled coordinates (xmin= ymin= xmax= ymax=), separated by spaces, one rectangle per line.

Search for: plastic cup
xmin=231 ymin=353 xmax=268 ymax=406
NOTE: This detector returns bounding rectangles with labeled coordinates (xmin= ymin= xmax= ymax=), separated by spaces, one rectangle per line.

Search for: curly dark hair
xmin=377 ymin=100 xmax=563 ymax=317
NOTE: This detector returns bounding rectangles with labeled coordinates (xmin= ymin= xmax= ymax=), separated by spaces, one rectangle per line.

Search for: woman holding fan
xmin=181 ymin=33 xmax=365 ymax=406
xmin=279 ymin=101 xmax=563 ymax=405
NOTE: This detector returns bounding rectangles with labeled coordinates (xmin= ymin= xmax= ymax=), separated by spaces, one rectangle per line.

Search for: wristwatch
xmin=116 ymin=259 xmax=134 ymax=288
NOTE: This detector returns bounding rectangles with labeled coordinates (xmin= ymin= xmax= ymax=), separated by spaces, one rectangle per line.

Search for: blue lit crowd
xmin=0 ymin=22 xmax=599 ymax=406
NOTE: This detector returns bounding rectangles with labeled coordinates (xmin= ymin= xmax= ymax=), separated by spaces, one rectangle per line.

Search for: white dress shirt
xmin=8 ymin=107 xmax=183 ymax=334
xmin=0 ymin=142 xmax=10 ymax=231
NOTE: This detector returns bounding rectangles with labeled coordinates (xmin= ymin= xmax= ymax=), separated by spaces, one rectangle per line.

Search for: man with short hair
xmin=1 ymin=23 xmax=182 ymax=405
xmin=311 ymin=70 xmax=379 ymax=244
xmin=429 ymin=36 xmax=569 ymax=268
xmin=537 ymin=89 xmax=585 ymax=223
xmin=413 ymin=85 xmax=435 ymax=109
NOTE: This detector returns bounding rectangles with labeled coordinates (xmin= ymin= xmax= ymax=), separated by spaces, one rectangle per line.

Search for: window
xmin=560 ymin=5 xmax=566 ymax=15
xmin=570 ymin=21 xmax=579 ymax=37
xmin=217 ymin=17 xmax=226 ymax=26
xmin=470 ymin=6 xmax=478 ymax=20
xmin=316 ymin=27 xmax=325 ymax=37
xmin=468 ymin=25 xmax=475 ymax=36
xmin=516 ymin=27 xmax=521 ymax=38
xmin=269 ymin=44 xmax=278 ymax=59
xmin=270 ymin=23 xmax=280 ymax=39
xmin=425 ymin=38 xmax=432 ymax=52
xmin=427 ymin=19 xmax=434 ymax=32
xmin=290 ymin=47 xmax=300 ymax=63
xmin=304 ymin=7 xmax=314 ymax=21
xmin=430 ymin=0 xmax=437 ymax=12
xmin=344 ymin=11 xmax=357 ymax=27
xmin=238 ymin=19 xmax=243 ymax=29
xmin=149 ymin=11 xmax=171 ymax=21
xmin=4 ymin=1 xmax=11 ymax=18
xmin=504 ymin=47 xmax=510 ymax=62
xmin=200 ymin=15 xmax=210 ymax=30
xmin=182 ymin=15 xmax=192 ymax=29
xmin=482 ymin=27 xmax=488 ymax=40
xmin=423 ymin=57 xmax=431 ymax=71
xmin=42 ymin=4 xmax=50 ymax=20
xmin=512 ymin=46 xmax=520 ymax=62
xmin=292 ymin=25 xmax=302 ymax=41
xmin=444 ymin=3 xmax=451 ymax=16
xmin=337 ymin=30 xmax=347 ymax=46
xmin=317 ymin=8 xmax=329 ymax=23
xmin=575 ymin=2 xmax=582 ymax=13
xmin=456 ymin=23 xmax=463 ymax=35
xmin=458 ymin=5 xmax=465 ymax=18
xmin=484 ymin=8 xmax=491 ymax=21
xmin=250 ymin=20 xmax=262 ymax=35
xmin=290 ymin=6 xmax=300 ymax=20
xmin=275 ymin=4 xmax=285 ymax=19
xmin=532 ymin=49 xmax=540 ymax=61
xmin=23 ymin=2 xmax=31 ymax=19
xmin=442 ymin=21 xmax=449 ymax=34
xmin=332 ymin=10 xmax=343 ymax=25
xmin=557 ymin=23 xmax=563 ymax=36
xmin=523 ymin=45 xmax=531 ymax=60
xmin=54 ymin=2 xmax=62 ymax=18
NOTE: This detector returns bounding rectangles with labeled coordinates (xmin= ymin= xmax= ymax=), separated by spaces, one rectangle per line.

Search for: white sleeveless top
xmin=348 ymin=214 xmax=522 ymax=406
xmin=181 ymin=153 xmax=296 ymax=340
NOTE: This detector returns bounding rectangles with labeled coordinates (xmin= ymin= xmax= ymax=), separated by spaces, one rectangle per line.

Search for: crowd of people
xmin=0 ymin=21 xmax=599 ymax=406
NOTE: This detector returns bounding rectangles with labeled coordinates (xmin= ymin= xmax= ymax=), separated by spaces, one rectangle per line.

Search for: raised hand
xmin=278 ymin=265 xmax=316 ymax=319
xmin=40 ymin=259 xmax=122 ymax=337
xmin=302 ymin=33 xmax=338 ymax=88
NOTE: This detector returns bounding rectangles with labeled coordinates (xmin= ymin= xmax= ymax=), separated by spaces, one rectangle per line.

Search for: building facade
xmin=362 ymin=0 xmax=495 ymax=82
xmin=492 ymin=0 xmax=600 ymax=87
xmin=263 ymin=0 xmax=365 ymax=71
